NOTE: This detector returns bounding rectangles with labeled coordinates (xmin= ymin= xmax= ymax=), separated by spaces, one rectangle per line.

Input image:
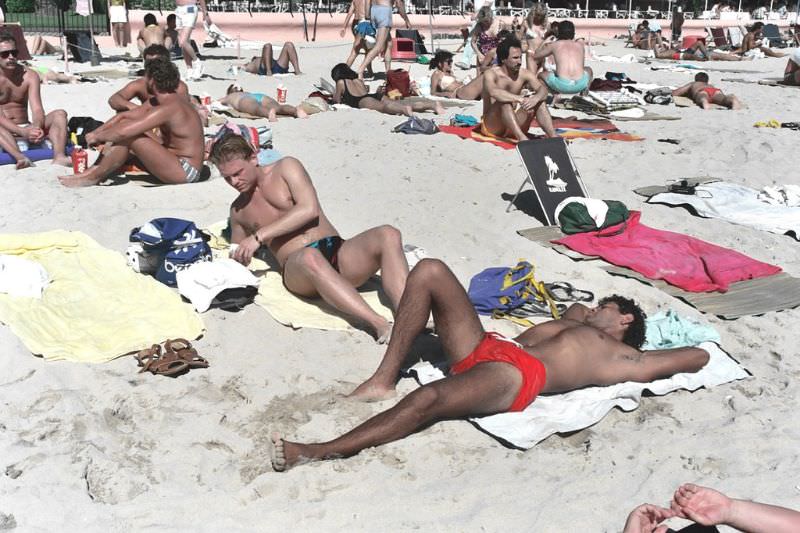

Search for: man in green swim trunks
xmin=209 ymin=134 xmax=408 ymax=343
xmin=219 ymin=84 xmax=307 ymax=121
xmin=533 ymin=20 xmax=593 ymax=95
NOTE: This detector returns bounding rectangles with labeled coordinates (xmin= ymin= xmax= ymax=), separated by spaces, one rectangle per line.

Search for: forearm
xmin=726 ymin=499 xmax=800 ymax=532
xmin=30 ymin=110 xmax=45 ymax=129
xmin=0 ymin=116 xmax=24 ymax=135
xmin=489 ymin=88 xmax=525 ymax=104
xmin=254 ymin=207 xmax=319 ymax=243
xmin=109 ymin=94 xmax=138 ymax=112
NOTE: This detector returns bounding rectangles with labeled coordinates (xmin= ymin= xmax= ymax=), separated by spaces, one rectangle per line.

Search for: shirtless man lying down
xmin=270 ymin=259 xmax=710 ymax=471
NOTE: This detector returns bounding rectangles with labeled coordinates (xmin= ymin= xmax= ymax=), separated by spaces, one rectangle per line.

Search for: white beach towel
xmin=0 ymin=255 xmax=49 ymax=298
xmin=758 ymin=184 xmax=800 ymax=207
xmin=648 ymin=181 xmax=800 ymax=240
xmin=590 ymin=52 xmax=638 ymax=63
xmin=407 ymin=342 xmax=747 ymax=449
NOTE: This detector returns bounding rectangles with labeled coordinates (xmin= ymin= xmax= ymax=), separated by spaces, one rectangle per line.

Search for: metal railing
xmin=3 ymin=0 xmax=110 ymax=35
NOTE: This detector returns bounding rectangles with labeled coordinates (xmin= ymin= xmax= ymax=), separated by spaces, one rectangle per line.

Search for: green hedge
xmin=6 ymin=0 xmax=36 ymax=13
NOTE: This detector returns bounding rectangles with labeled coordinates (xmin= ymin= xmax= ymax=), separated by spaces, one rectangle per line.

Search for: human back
xmin=550 ymin=39 xmax=585 ymax=79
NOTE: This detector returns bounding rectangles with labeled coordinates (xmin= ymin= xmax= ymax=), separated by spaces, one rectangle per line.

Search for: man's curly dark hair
xmin=599 ymin=294 xmax=647 ymax=349
xmin=145 ymin=57 xmax=180 ymax=93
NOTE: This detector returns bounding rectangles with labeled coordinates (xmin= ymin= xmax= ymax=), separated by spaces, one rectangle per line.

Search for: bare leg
xmin=501 ymin=103 xmax=534 ymax=141
xmin=360 ymin=97 xmax=412 ymax=116
xmin=762 ymin=46 xmax=786 ymax=58
xmin=715 ymin=92 xmax=742 ymax=110
xmin=282 ymin=246 xmax=392 ymax=342
xmin=44 ymin=109 xmax=70 ymax=166
xmin=383 ymin=35 xmax=392 ymax=74
xmin=357 ymin=26 xmax=390 ymax=77
xmin=178 ymin=26 xmax=196 ymax=69
xmin=259 ymin=43 xmax=274 ymax=76
xmin=453 ymin=74 xmax=485 ymax=100
xmin=335 ymin=225 xmax=408 ymax=310
xmin=344 ymin=36 xmax=363 ymax=66
xmin=277 ymin=41 xmax=302 ymax=74
xmin=58 ymin=143 xmax=130 ymax=187
xmin=407 ymin=99 xmax=445 ymax=114
xmin=533 ymin=99 xmax=556 ymax=138
xmin=0 ymin=127 xmax=32 ymax=169
xmin=695 ymin=92 xmax=712 ymax=110
xmin=272 ymin=361 xmax=521 ymax=470
xmin=349 ymin=258 xmax=485 ymax=400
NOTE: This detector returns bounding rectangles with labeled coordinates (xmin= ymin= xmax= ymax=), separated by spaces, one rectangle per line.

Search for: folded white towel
xmin=0 ymin=255 xmax=50 ymax=299
xmin=407 ymin=341 xmax=747 ymax=449
xmin=177 ymin=259 xmax=259 ymax=312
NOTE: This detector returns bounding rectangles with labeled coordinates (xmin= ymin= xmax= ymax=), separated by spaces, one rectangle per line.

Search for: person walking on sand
xmin=481 ymin=36 xmax=556 ymax=141
xmin=208 ymin=133 xmax=409 ymax=343
xmin=174 ymin=0 xmax=211 ymax=79
xmin=269 ymin=258 xmax=710 ymax=471
xmin=59 ymin=58 xmax=204 ymax=187
xmin=355 ymin=0 xmax=411 ymax=78
xmin=672 ymin=73 xmax=742 ymax=110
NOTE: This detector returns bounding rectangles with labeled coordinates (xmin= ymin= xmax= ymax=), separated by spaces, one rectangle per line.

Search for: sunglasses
xmin=0 ymin=49 xmax=18 ymax=59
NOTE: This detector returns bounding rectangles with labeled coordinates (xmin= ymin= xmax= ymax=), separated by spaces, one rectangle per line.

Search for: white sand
xmin=1 ymin=40 xmax=800 ymax=531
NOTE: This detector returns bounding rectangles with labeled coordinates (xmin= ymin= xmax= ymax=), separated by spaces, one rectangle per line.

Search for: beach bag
xmin=392 ymin=116 xmax=439 ymax=135
xmin=129 ymin=218 xmax=212 ymax=287
xmin=386 ymin=69 xmax=412 ymax=97
xmin=212 ymin=122 xmax=273 ymax=150
xmin=468 ymin=261 xmax=543 ymax=314
xmin=67 ymin=116 xmax=104 ymax=147
xmin=556 ymin=198 xmax=630 ymax=235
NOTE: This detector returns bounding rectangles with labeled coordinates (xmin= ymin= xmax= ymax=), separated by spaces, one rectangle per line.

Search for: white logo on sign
xmin=544 ymin=155 xmax=567 ymax=193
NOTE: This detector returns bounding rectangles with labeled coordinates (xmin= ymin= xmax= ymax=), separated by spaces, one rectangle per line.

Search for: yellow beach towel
xmin=206 ymin=221 xmax=393 ymax=331
xmin=0 ymin=231 xmax=204 ymax=363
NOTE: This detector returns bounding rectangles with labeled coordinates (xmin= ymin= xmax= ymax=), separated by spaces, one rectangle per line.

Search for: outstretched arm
xmin=671 ymin=483 xmax=800 ymax=533
xmin=602 ymin=345 xmax=710 ymax=385
xmin=109 ymin=79 xmax=144 ymax=112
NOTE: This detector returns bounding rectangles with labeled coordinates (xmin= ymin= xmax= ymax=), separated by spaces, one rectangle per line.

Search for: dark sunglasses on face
xmin=0 ymin=49 xmax=18 ymax=58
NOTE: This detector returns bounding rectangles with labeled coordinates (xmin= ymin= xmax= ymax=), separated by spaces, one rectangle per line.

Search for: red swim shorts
xmin=450 ymin=332 xmax=547 ymax=412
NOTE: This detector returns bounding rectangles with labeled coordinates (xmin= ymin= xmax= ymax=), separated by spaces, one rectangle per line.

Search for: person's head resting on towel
xmin=268 ymin=259 xmax=711 ymax=472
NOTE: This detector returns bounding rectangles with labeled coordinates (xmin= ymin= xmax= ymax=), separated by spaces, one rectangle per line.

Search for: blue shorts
xmin=370 ymin=4 xmax=392 ymax=29
xmin=354 ymin=19 xmax=376 ymax=37
xmin=545 ymin=71 xmax=590 ymax=94
xmin=258 ymin=59 xmax=289 ymax=75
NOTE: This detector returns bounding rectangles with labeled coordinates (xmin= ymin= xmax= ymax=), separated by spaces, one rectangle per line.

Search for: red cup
xmin=276 ymin=86 xmax=287 ymax=104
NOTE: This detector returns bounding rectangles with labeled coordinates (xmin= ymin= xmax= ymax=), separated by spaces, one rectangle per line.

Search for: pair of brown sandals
xmin=135 ymin=338 xmax=209 ymax=377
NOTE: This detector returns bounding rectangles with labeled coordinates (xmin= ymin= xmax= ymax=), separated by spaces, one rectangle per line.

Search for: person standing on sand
xmin=59 ymin=58 xmax=204 ymax=187
xmin=174 ymin=0 xmax=211 ymax=79
xmin=0 ymin=32 xmax=70 ymax=169
xmin=208 ymin=133 xmax=409 ymax=343
xmin=355 ymin=0 xmax=411 ymax=78
xmin=269 ymin=258 xmax=710 ymax=471
xmin=481 ymin=37 xmax=556 ymax=141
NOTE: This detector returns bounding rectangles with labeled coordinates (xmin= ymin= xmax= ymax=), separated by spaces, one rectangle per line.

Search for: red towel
xmin=553 ymin=211 xmax=781 ymax=293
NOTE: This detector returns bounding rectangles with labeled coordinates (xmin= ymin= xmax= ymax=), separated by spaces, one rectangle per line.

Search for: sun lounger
xmin=762 ymin=23 xmax=789 ymax=48
xmin=506 ymin=137 xmax=588 ymax=224
xmin=517 ymin=222 xmax=800 ymax=318
xmin=406 ymin=340 xmax=747 ymax=449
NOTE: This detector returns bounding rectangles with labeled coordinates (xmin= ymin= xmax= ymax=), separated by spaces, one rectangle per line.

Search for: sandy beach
xmin=1 ymin=35 xmax=799 ymax=531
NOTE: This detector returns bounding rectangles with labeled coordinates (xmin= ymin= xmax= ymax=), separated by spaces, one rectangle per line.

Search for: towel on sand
xmin=554 ymin=211 xmax=781 ymax=292
xmin=647 ymin=181 xmax=800 ymax=240
xmin=0 ymin=231 xmax=204 ymax=362
xmin=407 ymin=340 xmax=746 ymax=449
xmin=205 ymin=221 xmax=393 ymax=331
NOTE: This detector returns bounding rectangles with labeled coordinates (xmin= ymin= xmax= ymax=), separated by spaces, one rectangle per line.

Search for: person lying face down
xmin=270 ymin=258 xmax=710 ymax=471
xmin=208 ymin=133 xmax=409 ymax=343
xmin=672 ymin=72 xmax=743 ymax=110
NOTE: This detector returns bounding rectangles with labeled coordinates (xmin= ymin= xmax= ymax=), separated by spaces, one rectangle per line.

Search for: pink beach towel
xmin=553 ymin=211 xmax=782 ymax=293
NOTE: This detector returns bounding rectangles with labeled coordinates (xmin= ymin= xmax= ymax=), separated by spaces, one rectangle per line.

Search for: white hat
xmin=176 ymin=259 xmax=259 ymax=312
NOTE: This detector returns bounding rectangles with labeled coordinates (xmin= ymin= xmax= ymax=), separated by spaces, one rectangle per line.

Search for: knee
xmin=51 ymin=109 xmax=67 ymax=124
xmin=295 ymin=247 xmax=327 ymax=275
xmin=410 ymin=258 xmax=448 ymax=282
xmin=405 ymin=385 xmax=441 ymax=418
xmin=263 ymin=43 xmax=273 ymax=53
xmin=378 ymin=224 xmax=402 ymax=247
xmin=285 ymin=41 xmax=296 ymax=50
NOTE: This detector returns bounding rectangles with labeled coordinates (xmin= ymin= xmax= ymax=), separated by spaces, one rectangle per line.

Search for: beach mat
xmin=635 ymin=181 xmax=800 ymax=241
xmin=674 ymin=95 xmax=726 ymax=109
xmin=407 ymin=341 xmax=747 ymax=449
xmin=0 ymin=231 xmax=204 ymax=362
xmin=204 ymin=221 xmax=393 ymax=331
xmin=76 ymin=69 xmax=132 ymax=80
xmin=517 ymin=225 xmax=800 ymax=318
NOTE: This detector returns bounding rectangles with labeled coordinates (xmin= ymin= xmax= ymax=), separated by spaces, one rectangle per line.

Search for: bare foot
xmin=15 ymin=157 xmax=33 ymax=170
xmin=268 ymin=108 xmax=278 ymax=122
xmin=58 ymin=170 xmax=103 ymax=188
xmin=294 ymin=70 xmax=303 ymax=75
xmin=434 ymin=102 xmax=445 ymax=115
xmin=348 ymin=377 xmax=396 ymax=402
xmin=270 ymin=433 xmax=313 ymax=472
xmin=295 ymin=107 xmax=308 ymax=119
xmin=52 ymin=155 xmax=72 ymax=167
xmin=376 ymin=322 xmax=393 ymax=345
xmin=730 ymin=98 xmax=743 ymax=110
